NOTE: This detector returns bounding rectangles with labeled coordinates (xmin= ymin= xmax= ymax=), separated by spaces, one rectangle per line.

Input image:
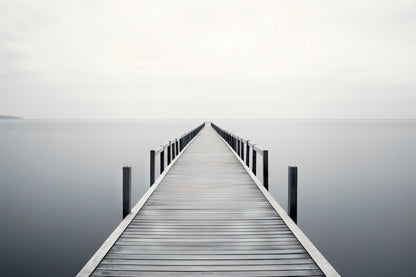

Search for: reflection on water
xmin=0 ymin=119 xmax=415 ymax=276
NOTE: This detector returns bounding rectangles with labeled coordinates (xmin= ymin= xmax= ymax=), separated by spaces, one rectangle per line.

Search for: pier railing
xmin=211 ymin=123 xmax=269 ymax=190
xmin=150 ymin=123 xmax=205 ymax=186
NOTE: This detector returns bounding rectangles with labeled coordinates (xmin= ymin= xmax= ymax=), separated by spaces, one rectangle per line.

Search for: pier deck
xmin=78 ymin=123 xmax=339 ymax=276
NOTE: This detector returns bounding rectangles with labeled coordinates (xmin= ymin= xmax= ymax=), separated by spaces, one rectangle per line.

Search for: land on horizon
xmin=0 ymin=115 xmax=22 ymax=120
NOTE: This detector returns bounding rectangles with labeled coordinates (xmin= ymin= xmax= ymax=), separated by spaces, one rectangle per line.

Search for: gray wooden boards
xmin=79 ymin=124 xmax=339 ymax=276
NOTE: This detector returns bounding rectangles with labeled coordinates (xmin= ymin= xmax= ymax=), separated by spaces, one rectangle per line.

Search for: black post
xmin=122 ymin=166 xmax=131 ymax=219
xmin=252 ymin=149 xmax=257 ymax=175
xmin=172 ymin=141 xmax=176 ymax=160
xmin=263 ymin=150 xmax=269 ymax=190
xmin=160 ymin=150 xmax=164 ymax=174
xmin=288 ymin=166 xmax=298 ymax=223
xmin=167 ymin=143 xmax=171 ymax=165
xmin=150 ymin=150 xmax=155 ymax=186
xmin=246 ymin=141 xmax=250 ymax=166
xmin=241 ymin=141 xmax=244 ymax=160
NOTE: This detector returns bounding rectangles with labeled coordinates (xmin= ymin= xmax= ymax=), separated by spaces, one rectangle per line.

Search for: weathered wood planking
xmin=78 ymin=123 xmax=339 ymax=277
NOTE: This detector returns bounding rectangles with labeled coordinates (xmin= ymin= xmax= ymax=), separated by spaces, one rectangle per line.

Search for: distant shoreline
xmin=0 ymin=115 xmax=23 ymax=120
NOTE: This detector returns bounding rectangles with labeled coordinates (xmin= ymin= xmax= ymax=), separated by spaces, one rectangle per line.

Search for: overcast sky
xmin=1 ymin=0 xmax=415 ymax=119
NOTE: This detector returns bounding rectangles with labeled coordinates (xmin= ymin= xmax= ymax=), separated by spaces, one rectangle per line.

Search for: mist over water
xmin=0 ymin=119 xmax=415 ymax=276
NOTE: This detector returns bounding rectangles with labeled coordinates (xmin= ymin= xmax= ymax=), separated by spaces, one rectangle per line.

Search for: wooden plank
xmin=104 ymin=253 xmax=311 ymax=260
xmin=109 ymin=245 xmax=305 ymax=252
xmin=94 ymin=264 xmax=320 ymax=271
xmin=115 ymin=235 xmax=300 ymax=241
xmin=91 ymin=269 xmax=324 ymax=276
xmin=120 ymin=234 xmax=294 ymax=238
xmin=99 ymin=258 xmax=315 ymax=265
xmin=108 ymin=249 xmax=307 ymax=255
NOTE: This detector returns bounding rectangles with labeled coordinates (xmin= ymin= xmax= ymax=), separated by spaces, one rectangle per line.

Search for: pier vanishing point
xmin=77 ymin=122 xmax=340 ymax=277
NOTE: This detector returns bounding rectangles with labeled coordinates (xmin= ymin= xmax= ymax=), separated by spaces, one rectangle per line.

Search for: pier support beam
xmin=246 ymin=141 xmax=250 ymax=166
xmin=252 ymin=149 xmax=257 ymax=175
xmin=123 ymin=166 xmax=131 ymax=219
xmin=288 ymin=166 xmax=298 ymax=223
xmin=160 ymin=150 xmax=165 ymax=174
xmin=167 ymin=143 xmax=171 ymax=165
xmin=263 ymin=150 xmax=269 ymax=190
xmin=150 ymin=150 xmax=155 ymax=186
xmin=241 ymin=141 xmax=244 ymax=160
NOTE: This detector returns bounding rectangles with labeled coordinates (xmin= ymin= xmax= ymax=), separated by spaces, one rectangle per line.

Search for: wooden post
xmin=237 ymin=139 xmax=240 ymax=156
xmin=241 ymin=141 xmax=244 ymax=160
xmin=233 ymin=137 xmax=236 ymax=151
xmin=263 ymin=150 xmax=269 ymax=190
xmin=167 ymin=143 xmax=171 ymax=165
xmin=288 ymin=166 xmax=298 ymax=223
xmin=172 ymin=141 xmax=175 ymax=160
xmin=246 ymin=141 xmax=250 ymax=166
xmin=122 ymin=166 xmax=131 ymax=219
xmin=160 ymin=150 xmax=164 ymax=174
xmin=150 ymin=150 xmax=155 ymax=186
xmin=252 ymin=149 xmax=257 ymax=175
xmin=175 ymin=140 xmax=179 ymax=155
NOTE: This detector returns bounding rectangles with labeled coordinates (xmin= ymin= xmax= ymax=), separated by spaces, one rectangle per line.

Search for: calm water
xmin=0 ymin=119 xmax=415 ymax=276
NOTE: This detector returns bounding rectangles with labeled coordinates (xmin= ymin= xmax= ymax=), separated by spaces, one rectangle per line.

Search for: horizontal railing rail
xmin=211 ymin=122 xmax=269 ymax=190
xmin=150 ymin=122 xmax=205 ymax=186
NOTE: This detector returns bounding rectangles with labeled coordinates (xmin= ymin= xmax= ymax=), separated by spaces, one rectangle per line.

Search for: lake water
xmin=0 ymin=119 xmax=415 ymax=276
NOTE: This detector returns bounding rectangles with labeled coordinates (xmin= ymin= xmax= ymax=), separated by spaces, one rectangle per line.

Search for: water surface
xmin=0 ymin=119 xmax=414 ymax=276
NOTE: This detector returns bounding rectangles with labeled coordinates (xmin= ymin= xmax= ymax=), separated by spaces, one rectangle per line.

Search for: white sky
xmin=0 ymin=0 xmax=415 ymax=119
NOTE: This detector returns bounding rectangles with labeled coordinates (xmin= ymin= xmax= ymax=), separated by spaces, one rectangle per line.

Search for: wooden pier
xmin=77 ymin=122 xmax=339 ymax=277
